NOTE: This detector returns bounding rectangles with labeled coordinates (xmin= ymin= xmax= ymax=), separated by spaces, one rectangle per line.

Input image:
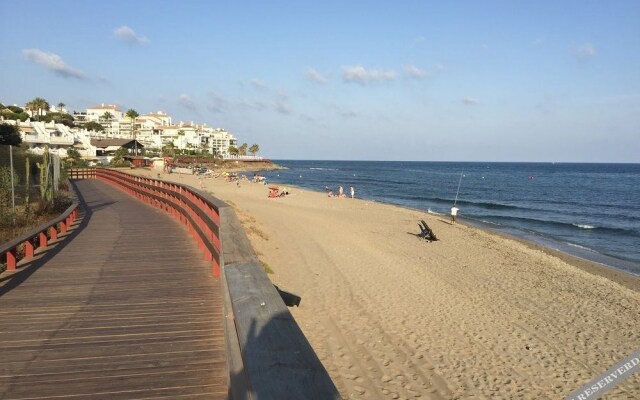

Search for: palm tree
xmin=57 ymin=102 xmax=65 ymax=113
xmin=102 ymin=111 xmax=113 ymax=122
xmin=238 ymin=143 xmax=248 ymax=156
xmin=162 ymin=142 xmax=176 ymax=157
xmin=249 ymin=144 xmax=260 ymax=155
xmin=26 ymin=97 xmax=50 ymax=121
xmin=125 ymin=109 xmax=139 ymax=155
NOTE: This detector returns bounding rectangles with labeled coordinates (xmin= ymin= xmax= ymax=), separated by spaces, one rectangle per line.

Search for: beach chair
xmin=418 ymin=220 xmax=438 ymax=242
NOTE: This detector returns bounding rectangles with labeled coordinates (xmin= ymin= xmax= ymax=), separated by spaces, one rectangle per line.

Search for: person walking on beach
xmin=451 ymin=206 xmax=459 ymax=224
xmin=350 ymin=186 xmax=355 ymax=199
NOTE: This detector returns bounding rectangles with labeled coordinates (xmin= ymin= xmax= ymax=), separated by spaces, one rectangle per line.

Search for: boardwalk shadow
xmin=228 ymin=310 xmax=340 ymax=400
xmin=0 ymin=180 xmax=107 ymax=296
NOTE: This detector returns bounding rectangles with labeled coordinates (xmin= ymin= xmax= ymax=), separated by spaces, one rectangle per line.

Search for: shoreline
xmin=245 ymin=165 xmax=640 ymax=283
xmin=477 ymin=223 xmax=640 ymax=292
xmin=128 ymin=167 xmax=640 ymax=398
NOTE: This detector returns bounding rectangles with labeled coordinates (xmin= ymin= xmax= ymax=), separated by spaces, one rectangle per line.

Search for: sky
xmin=1 ymin=1 xmax=639 ymax=162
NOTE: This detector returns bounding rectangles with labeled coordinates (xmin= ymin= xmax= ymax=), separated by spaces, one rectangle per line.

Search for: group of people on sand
xmin=268 ymin=186 xmax=290 ymax=198
xmin=325 ymin=185 xmax=355 ymax=199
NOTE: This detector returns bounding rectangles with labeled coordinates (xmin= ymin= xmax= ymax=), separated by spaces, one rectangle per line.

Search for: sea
xmin=255 ymin=161 xmax=640 ymax=276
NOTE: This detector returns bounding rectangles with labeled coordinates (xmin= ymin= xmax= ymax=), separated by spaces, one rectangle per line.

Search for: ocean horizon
xmin=254 ymin=160 xmax=640 ymax=276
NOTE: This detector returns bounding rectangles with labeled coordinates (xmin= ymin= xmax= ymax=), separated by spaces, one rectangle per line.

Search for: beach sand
xmin=135 ymin=169 xmax=640 ymax=399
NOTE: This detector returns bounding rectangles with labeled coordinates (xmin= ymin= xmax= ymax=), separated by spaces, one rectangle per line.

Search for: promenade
xmin=0 ymin=179 xmax=227 ymax=399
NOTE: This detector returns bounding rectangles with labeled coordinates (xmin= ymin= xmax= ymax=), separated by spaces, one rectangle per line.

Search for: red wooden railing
xmin=68 ymin=168 xmax=96 ymax=179
xmin=94 ymin=169 xmax=222 ymax=276
xmin=1 ymin=199 xmax=79 ymax=272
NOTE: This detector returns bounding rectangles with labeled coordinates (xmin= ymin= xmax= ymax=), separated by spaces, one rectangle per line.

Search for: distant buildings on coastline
xmin=0 ymin=102 xmax=261 ymax=165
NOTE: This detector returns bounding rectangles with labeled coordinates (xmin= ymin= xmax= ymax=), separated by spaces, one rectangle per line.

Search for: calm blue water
xmin=257 ymin=161 xmax=640 ymax=276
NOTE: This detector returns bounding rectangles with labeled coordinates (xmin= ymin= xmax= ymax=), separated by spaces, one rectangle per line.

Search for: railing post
xmin=39 ymin=231 xmax=48 ymax=248
xmin=6 ymin=248 xmax=17 ymax=271
xmin=25 ymin=239 xmax=35 ymax=258
xmin=50 ymin=226 xmax=58 ymax=241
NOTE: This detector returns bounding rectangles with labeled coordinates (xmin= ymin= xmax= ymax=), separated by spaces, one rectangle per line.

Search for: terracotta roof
xmin=89 ymin=105 xmax=121 ymax=111
xmin=155 ymin=125 xmax=187 ymax=130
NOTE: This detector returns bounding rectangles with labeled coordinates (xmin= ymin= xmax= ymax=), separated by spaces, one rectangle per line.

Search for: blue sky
xmin=1 ymin=1 xmax=639 ymax=162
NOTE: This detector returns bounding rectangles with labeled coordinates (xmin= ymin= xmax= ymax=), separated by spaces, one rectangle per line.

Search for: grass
xmin=260 ymin=259 xmax=274 ymax=274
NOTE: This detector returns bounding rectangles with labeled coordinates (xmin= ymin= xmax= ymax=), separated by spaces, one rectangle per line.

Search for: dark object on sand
xmin=418 ymin=220 xmax=438 ymax=242
xmin=274 ymin=285 xmax=301 ymax=307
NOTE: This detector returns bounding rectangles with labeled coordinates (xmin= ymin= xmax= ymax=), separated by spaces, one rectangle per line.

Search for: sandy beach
xmin=134 ymin=169 xmax=640 ymax=399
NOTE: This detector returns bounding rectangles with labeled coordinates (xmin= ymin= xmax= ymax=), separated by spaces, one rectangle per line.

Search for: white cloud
xmin=404 ymin=64 xmax=425 ymax=79
xmin=342 ymin=65 xmax=397 ymax=85
xmin=275 ymin=92 xmax=292 ymax=114
xmin=339 ymin=109 xmax=359 ymax=118
xmin=250 ymin=79 xmax=267 ymax=90
xmin=237 ymin=98 xmax=267 ymax=111
xmin=306 ymin=68 xmax=328 ymax=83
xmin=463 ymin=97 xmax=479 ymax=105
xmin=414 ymin=36 xmax=426 ymax=44
xmin=23 ymin=49 xmax=87 ymax=79
xmin=207 ymin=94 xmax=228 ymax=113
xmin=276 ymin=101 xmax=292 ymax=114
xmin=178 ymin=93 xmax=197 ymax=111
xmin=113 ymin=26 xmax=149 ymax=45
xmin=574 ymin=43 xmax=597 ymax=61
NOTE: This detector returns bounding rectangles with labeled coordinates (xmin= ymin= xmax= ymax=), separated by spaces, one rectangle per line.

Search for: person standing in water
xmin=350 ymin=186 xmax=355 ymax=199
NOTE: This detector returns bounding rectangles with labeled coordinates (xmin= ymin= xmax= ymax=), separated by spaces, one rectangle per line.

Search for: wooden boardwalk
xmin=0 ymin=179 xmax=227 ymax=399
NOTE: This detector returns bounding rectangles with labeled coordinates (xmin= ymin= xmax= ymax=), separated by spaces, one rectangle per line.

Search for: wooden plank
xmin=0 ymin=179 xmax=227 ymax=399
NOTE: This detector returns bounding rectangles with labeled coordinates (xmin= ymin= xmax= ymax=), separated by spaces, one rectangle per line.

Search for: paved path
xmin=0 ymin=179 xmax=227 ymax=399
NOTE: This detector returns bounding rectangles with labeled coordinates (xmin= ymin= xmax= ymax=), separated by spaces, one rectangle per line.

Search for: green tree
xmin=1 ymin=109 xmax=29 ymax=122
xmin=7 ymin=105 xmax=24 ymax=114
xmin=162 ymin=142 xmax=176 ymax=157
xmin=0 ymin=123 xmax=22 ymax=146
xmin=57 ymin=102 xmax=65 ymax=112
xmin=85 ymin=121 xmax=104 ymax=132
xmin=68 ymin=148 xmax=87 ymax=167
xmin=44 ymin=112 xmax=75 ymax=127
xmin=102 ymin=111 xmax=113 ymax=121
xmin=238 ymin=143 xmax=248 ymax=156
xmin=67 ymin=147 xmax=80 ymax=159
xmin=249 ymin=144 xmax=260 ymax=155
xmin=109 ymin=147 xmax=128 ymax=166
xmin=228 ymin=145 xmax=239 ymax=156
xmin=26 ymin=97 xmax=50 ymax=121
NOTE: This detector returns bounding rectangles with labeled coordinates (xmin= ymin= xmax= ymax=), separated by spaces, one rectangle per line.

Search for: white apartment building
xmin=7 ymin=119 xmax=78 ymax=158
xmin=85 ymin=104 xmax=124 ymax=122
xmin=208 ymin=128 xmax=238 ymax=157
xmin=72 ymin=105 xmax=243 ymax=155
xmin=3 ymin=101 xmax=243 ymax=158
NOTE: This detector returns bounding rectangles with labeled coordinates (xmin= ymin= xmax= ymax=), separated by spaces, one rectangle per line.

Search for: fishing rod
xmin=453 ymin=169 xmax=463 ymax=206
